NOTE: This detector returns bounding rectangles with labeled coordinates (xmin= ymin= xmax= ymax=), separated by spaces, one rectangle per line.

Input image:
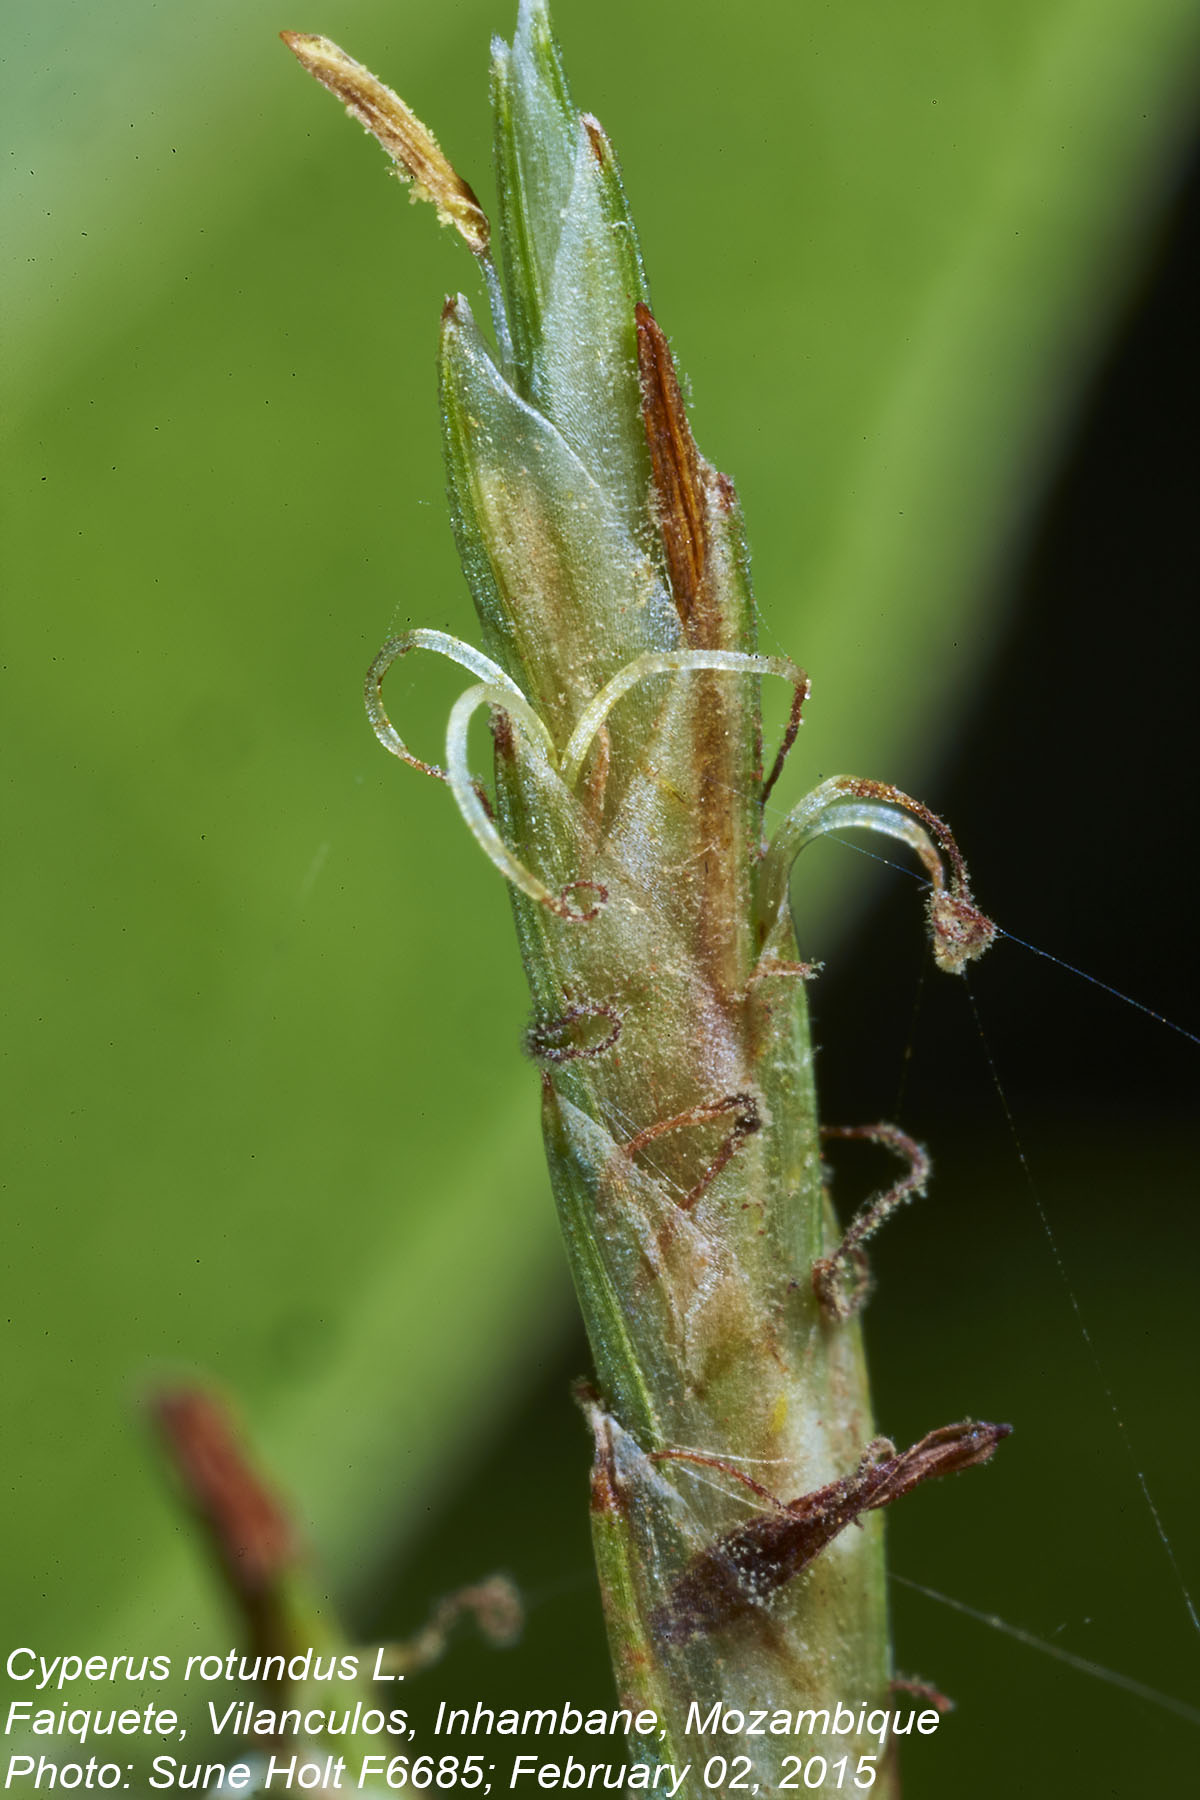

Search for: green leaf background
xmin=5 ymin=1 xmax=1198 ymax=1791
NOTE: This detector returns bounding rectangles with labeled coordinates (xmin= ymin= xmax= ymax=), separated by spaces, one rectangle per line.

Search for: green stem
xmin=285 ymin=6 xmax=1005 ymax=1792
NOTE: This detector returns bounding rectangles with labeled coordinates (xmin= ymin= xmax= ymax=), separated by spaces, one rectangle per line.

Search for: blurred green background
xmin=5 ymin=0 xmax=1200 ymax=1792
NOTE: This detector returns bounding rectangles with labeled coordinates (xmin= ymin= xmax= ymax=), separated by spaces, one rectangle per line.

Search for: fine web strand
xmin=800 ymin=824 xmax=1200 ymax=1049
xmin=584 ymin=727 xmax=1200 ymax=1710
xmin=784 ymin=823 xmax=1200 ymax=1671
xmin=891 ymin=957 xmax=927 ymax=1121
xmin=963 ymin=980 xmax=1200 ymax=1641
xmin=600 ymin=1095 xmax=693 ymax=1205
xmin=991 ymin=924 xmax=1200 ymax=1048
xmin=665 ymin=1444 xmax=791 ymax=1468
xmin=661 ymin=1460 xmax=778 ymax=1521
xmin=609 ymin=787 xmax=1200 ymax=1683
xmin=891 ymin=1573 xmax=1200 ymax=1728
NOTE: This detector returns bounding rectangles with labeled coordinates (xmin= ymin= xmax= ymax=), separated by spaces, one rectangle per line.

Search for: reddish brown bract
xmin=652 ymin=1421 xmax=1011 ymax=1644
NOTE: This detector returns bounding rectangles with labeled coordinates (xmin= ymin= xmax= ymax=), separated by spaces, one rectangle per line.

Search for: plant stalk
xmin=285 ymin=6 xmax=1005 ymax=1791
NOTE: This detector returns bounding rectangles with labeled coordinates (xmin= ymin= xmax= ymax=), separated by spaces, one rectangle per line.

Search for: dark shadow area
xmin=812 ymin=127 xmax=1200 ymax=1137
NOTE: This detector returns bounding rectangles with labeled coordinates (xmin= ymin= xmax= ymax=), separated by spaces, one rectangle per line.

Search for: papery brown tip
xmin=868 ymin=1419 xmax=1011 ymax=1504
xmin=573 ymin=1381 xmax=623 ymax=1516
xmin=581 ymin=114 xmax=613 ymax=168
xmin=282 ymin=32 xmax=490 ymax=254
xmin=636 ymin=304 xmax=709 ymax=636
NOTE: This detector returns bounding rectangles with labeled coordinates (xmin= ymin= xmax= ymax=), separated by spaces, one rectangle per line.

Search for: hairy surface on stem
xmin=287 ymin=4 xmax=1002 ymax=1791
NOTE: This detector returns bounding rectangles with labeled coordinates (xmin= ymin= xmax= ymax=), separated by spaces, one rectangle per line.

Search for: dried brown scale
xmin=281 ymin=34 xmax=491 ymax=254
xmin=650 ymin=1422 xmax=1011 ymax=1645
xmin=635 ymin=305 xmax=763 ymax=1008
xmin=636 ymin=305 xmax=709 ymax=625
xmin=581 ymin=115 xmax=613 ymax=167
